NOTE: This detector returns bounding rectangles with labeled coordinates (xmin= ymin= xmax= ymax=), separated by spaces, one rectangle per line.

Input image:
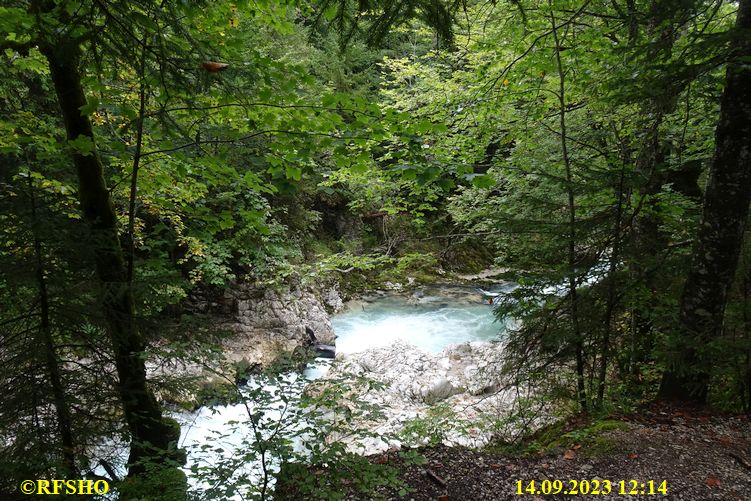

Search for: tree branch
xmin=140 ymin=130 xmax=369 ymax=158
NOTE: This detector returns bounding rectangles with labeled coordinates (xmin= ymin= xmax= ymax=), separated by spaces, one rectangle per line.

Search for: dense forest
xmin=1 ymin=0 xmax=750 ymax=499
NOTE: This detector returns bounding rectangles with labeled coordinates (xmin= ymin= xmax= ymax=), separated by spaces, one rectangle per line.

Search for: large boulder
xmin=148 ymin=284 xmax=340 ymax=407
xmin=217 ymin=286 xmax=338 ymax=371
xmin=233 ymin=287 xmax=336 ymax=345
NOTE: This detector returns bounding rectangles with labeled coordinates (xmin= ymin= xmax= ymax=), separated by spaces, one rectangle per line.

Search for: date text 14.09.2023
xmin=515 ymin=479 xmax=668 ymax=496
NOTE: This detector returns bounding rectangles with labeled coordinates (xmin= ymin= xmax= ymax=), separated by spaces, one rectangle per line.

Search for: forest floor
xmin=373 ymin=404 xmax=751 ymax=500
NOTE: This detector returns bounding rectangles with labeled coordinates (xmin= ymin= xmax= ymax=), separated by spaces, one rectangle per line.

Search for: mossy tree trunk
xmin=41 ymin=38 xmax=181 ymax=477
xmin=658 ymin=0 xmax=751 ymax=403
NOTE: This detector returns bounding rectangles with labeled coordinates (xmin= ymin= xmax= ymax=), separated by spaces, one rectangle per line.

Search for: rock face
xmin=234 ymin=287 xmax=336 ymax=344
xmin=221 ymin=286 xmax=339 ymax=367
xmin=150 ymin=284 xmax=342 ymax=407
xmin=321 ymin=285 xmax=344 ymax=314
xmin=319 ymin=340 xmax=517 ymax=455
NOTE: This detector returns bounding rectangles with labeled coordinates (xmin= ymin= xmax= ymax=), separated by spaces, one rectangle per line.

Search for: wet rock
xmin=315 ymin=344 xmax=336 ymax=359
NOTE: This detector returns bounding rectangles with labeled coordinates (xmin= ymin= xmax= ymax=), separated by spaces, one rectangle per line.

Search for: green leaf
xmin=131 ymin=11 xmax=160 ymax=31
xmin=285 ymin=165 xmax=302 ymax=181
xmin=79 ymin=98 xmax=100 ymax=116
xmin=68 ymin=135 xmax=96 ymax=156
xmin=470 ymin=174 xmax=495 ymax=189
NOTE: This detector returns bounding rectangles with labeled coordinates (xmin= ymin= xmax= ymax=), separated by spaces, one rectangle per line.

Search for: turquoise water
xmin=332 ymin=289 xmax=510 ymax=354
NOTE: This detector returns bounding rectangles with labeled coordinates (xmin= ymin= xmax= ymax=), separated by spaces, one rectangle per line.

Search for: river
xmin=96 ymin=285 xmax=512 ymax=498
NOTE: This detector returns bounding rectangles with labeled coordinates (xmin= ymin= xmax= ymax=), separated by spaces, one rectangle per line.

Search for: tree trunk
xmin=658 ymin=0 xmax=751 ymax=402
xmin=42 ymin=39 xmax=180 ymax=476
xmin=624 ymin=0 xmax=694 ymax=389
xmin=29 ymin=178 xmax=76 ymax=475
xmin=550 ymin=1 xmax=587 ymax=413
xmin=597 ymin=167 xmax=625 ymax=408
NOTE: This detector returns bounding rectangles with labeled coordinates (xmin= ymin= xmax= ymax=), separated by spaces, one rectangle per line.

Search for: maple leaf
xmin=563 ymin=449 xmax=576 ymax=460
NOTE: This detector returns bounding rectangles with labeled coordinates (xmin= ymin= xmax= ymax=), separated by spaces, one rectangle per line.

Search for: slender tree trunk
xmin=550 ymin=2 xmax=587 ymax=413
xmin=41 ymin=39 xmax=180 ymax=476
xmin=597 ymin=168 xmax=625 ymax=408
xmin=127 ymin=41 xmax=148 ymax=283
xmin=744 ymin=266 xmax=751 ymax=413
xmin=627 ymin=106 xmax=675 ymax=384
xmin=624 ymin=0 xmax=690 ymax=388
xmin=658 ymin=0 xmax=751 ymax=402
xmin=29 ymin=178 xmax=76 ymax=475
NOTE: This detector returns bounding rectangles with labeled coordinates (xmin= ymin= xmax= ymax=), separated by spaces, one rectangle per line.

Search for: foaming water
xmin=333 ymin=291 xmax=508 ymax=355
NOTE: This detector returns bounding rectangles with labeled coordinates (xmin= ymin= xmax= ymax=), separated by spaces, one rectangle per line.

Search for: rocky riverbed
xmin=318 ymin=339 xmax=518 ymax=454
xmin=154 ymin=282 xmax=521 ymax=458
xmin=300 ymin=284 xmax=522 ymax=454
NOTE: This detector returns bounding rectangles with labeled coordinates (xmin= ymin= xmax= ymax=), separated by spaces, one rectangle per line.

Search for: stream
xmin=177 ymin=285 xmax=512 ymax=496
xmin=333 ymin=290 xmax=507 ymax=354
xmin=97 ymin=285 xmax=513 ymax=497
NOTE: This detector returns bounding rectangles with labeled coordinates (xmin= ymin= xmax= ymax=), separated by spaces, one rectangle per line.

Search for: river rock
xmin=321 ymin=286 xmax=344 ymax=314
xmin=422 ymin=378 xmax=457 ymax=404
xmin=211 ymin=285 xmax=339 ymax=372
xmin=232 ymin=287 xmax=336 ymax=345
xmin=317 ymin=340 xmax=516 ymax=455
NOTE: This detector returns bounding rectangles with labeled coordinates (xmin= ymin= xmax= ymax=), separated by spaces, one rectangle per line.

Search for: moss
xmin=377 ymin=252 xmax=442 ymax=286
xmin=305 ymin=239 xmax=334 ymax=258
xmin=337 ymin=271 xmax=371 ymax=296
xmin=485 ymin=418 xmax=629 ymax=458
xmin=587 ymin=419 xmax=629 ymax=433
xmin=532 ymin=420 xmax=569 ymax=447
xmin=583 ymin=436 xmax=620 ymax=458
xmin=439 ymin=239 xmax=495 ymax=273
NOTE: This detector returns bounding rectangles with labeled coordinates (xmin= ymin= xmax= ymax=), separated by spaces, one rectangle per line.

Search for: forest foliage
xmin=1 ymin=0 xmax=750 ymax=498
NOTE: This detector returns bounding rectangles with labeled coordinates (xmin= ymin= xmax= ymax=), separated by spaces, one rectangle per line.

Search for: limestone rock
xmin=321 ymin=286 xmax=344 ymax=314
xmin=422 ymin=378 xmax=457 ymax=404
xmin=212 ymin=286 xmax=339 ymax=370
xmin=232 ymin=287 xmax=336 ymax=345
xmin=318 ymin=340 xmax=516 ymax=455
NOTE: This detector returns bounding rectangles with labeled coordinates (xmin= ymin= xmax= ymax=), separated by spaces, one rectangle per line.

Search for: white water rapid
xmin=333 ymin=293 xmax=505 ymax=354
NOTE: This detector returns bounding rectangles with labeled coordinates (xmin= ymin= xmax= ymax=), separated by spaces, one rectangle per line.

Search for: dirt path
xmin=375 ymin=411 xmax=751 ymax=500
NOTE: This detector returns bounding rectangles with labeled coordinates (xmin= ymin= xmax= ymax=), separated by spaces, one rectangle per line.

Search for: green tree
xmin=658 ymin=0 xmax=751 ymax=403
